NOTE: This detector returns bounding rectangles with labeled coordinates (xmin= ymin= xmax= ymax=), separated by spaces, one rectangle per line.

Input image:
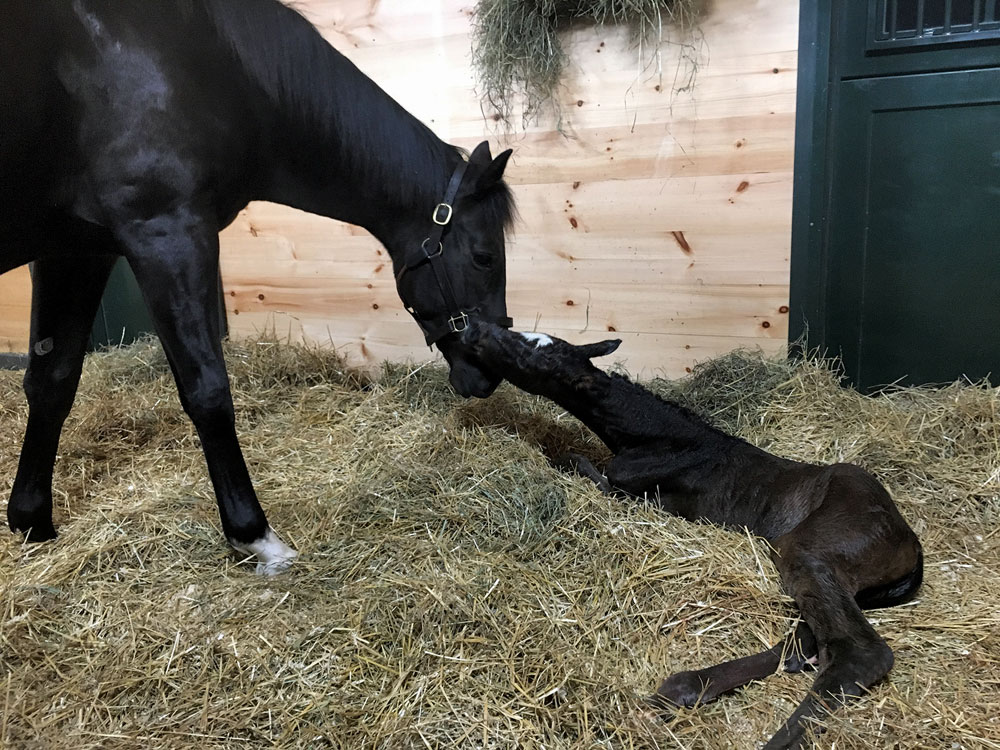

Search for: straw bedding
xmin=1 ymin=338 xmax=998 ymax=749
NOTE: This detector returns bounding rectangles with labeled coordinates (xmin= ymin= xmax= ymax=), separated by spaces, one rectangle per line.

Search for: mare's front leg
xmin=8 ymin=255 xmax=117 ymax=540
xmin=120 ymin=209 xmax=297 ymax=575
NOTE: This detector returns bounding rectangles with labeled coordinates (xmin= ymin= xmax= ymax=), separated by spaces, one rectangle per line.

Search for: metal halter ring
xmin=421 ymin=238 xmax=444 ymax=259
xmin=448 ymin=312 xmax=470 ymax=334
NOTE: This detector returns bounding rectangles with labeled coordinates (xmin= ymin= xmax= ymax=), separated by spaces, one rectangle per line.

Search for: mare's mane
xmin=199 ymin=0 xmax=514 ymax=227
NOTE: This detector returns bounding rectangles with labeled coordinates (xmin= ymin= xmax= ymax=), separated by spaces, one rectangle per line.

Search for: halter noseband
xmin=395 ymin=158 xmax=513 ymax=346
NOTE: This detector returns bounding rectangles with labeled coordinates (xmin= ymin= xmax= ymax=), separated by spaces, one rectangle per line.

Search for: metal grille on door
xmin=871 ymin=0 xmax=1000 ymax=48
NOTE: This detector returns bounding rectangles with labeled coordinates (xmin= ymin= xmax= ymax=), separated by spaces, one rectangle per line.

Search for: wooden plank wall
xmin=0 ymin=266 xmax=31 ymax=354
xmin=221 ymin=0 xmax=798 ymax=378
xmin=0 ymin=0 xmax=799 ymax=377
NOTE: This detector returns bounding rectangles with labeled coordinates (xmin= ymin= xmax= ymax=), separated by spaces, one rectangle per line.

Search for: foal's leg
xmin=119 ymin=211 xmax=296 ymax=574
xmin=558 ymin=452 xmax=611 ymax=494
xmin=763 ymin=554 xmax=894 ymax=750
xmin=7 ymin=255 xmax=117 ymax=540
xmin=648 ymin=621 xmax=816 ymax=711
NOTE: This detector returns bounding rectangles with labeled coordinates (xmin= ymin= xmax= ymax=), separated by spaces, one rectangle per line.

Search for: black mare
xmin=0 ymin=0 xmax=515 ymax=573
xmin=462 ymin=322 xmax=923 ymax=750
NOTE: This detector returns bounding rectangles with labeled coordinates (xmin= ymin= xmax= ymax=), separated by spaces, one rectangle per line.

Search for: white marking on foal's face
xmin=519 ymin=332 xmax=554 ymax=348
xmin=231 ymin=527 xmax=298 ymax=576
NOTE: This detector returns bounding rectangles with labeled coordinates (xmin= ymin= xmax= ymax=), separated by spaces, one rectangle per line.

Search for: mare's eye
xmin=472 ymin=251 xmax=494 ymax=269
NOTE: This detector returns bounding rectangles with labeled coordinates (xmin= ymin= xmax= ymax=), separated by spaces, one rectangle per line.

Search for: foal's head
xmin=461 ymin=320 xmax=621 ymax=392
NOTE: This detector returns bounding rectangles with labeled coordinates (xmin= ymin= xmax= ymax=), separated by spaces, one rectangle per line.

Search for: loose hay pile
xmin=1 ymin=339 xmax=998 ymax=749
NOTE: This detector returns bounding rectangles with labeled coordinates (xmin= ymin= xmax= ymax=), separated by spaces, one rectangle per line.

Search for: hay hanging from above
xmin=471 ymin=0 xmax=704 ymax=126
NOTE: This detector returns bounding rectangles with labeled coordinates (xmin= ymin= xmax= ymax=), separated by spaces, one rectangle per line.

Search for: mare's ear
xmin=471 ymin=145 xmax=513 ymax=194
xmin=469 ymin=140 xmax=493 ymax=165
xmin=577 ymin=339 xmax=622 ymax=359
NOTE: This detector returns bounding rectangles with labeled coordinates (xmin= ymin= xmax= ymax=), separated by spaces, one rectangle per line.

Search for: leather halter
xmin=395 ymin=158 xmax=513 ymax=346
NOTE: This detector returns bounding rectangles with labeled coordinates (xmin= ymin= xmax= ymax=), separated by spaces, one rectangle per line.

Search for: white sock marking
xmin=232 ymin=527 xmax=298 ymax=576
xmin=519 ymin=332 xmax=553 ymax=348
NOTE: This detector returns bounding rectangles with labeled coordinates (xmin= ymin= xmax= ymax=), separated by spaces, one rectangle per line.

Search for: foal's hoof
xmin=232 ymin=527 xmax=299 ymax=576
xmin=783 ymin=652 xmax=819 ymax=674
xmin=630 ymin=694 xmax=674 ymax=729
xmin=652 ymin=670 xmax=707 ymax=709
xmin=641 ymin=692 xmax=677 ymax=720
xmin=255 ymin=548 xmax=298 ymax=576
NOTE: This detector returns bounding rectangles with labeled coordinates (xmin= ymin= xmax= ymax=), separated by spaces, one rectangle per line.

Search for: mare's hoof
xmin=8 ymin=518 xmax=58 ymax=543
xmin=255 ymin=548 xmax=299 ymax=576
xmin=23 ymin=526 xmax=58 ymax=543
xmin=652 ymin=670 xmax=706 ymax=709
xmin=232 ymin=527 xmax=299 ymax=576
xmin=8 ymin=496 xmax=58 ymax=542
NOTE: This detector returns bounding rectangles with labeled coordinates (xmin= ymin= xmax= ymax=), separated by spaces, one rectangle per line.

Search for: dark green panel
xmin=90 ymin=258 xmax=155 ymax=349
xmin=789 ymin=0 xmax=835 ymax=352
xmin=0 ymin=353 xmax=28 ymax=369
xmin=825 ymin=68 xmax=1000 ymax=388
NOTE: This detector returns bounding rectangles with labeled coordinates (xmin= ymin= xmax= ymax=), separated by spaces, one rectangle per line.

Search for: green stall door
xmin=791 ymin=0 xmax=1000 ymax=391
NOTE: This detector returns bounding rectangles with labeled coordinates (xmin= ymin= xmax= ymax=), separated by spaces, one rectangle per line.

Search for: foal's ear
xmin=472 ymin=145 xmax=513 ymax=193
xmin=577 ymin=339 xmax=622 ymax=360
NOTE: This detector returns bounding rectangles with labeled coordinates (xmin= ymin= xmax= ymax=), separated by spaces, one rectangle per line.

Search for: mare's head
xmin=460 ymin=320 xmax=621 ymax=393
xmin=393 ymin=141 xmax=517 ymax=398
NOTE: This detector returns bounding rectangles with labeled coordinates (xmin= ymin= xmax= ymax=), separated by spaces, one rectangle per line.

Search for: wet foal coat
xmin=463 ymin=321 xmax=923 ymax=750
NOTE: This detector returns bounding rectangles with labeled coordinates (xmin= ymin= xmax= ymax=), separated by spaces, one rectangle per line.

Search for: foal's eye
xmin=472 ymin=251 xmax=494 ymax=269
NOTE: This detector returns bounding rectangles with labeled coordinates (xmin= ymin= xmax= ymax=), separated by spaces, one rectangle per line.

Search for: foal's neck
xmin=538 ymin=365 xmax=728 ymax=455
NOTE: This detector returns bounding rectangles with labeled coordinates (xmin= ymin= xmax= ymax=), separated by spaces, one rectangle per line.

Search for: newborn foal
xmin=463 ymin=321 xmax=922 ymax=750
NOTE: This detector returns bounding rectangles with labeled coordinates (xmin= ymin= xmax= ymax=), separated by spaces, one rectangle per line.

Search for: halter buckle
xmin=448 ymin=311 xmax=470 ymax=334
xmin=432 ymin=203 xmax=453 ymax=226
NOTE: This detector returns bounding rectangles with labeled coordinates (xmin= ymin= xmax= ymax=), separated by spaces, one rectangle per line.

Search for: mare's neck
xmin=261 ymin=54 xmax=460 ymax=251
xmin=212 ymin=0 xmax=459 ymax=250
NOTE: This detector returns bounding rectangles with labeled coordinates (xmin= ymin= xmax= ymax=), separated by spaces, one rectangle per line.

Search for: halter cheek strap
xmin=395 ymin=158 xmax=513 ymax=346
